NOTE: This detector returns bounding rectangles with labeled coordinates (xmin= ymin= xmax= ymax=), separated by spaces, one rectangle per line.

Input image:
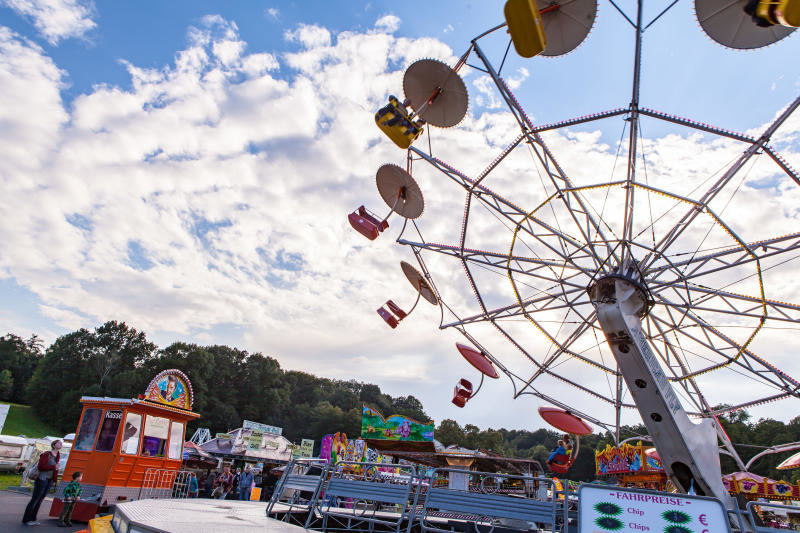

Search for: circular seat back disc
xmin=403 ymin=59 xmax=469 ymax=128
xmin=376 ymin=164 xmax=424 ymax=219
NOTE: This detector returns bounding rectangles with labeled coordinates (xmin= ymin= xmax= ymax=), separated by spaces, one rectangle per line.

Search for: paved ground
xmin=116 ymin=498 xmax=298 ymax=533
xmin=0 ymin=491 xmax=84 ymax=532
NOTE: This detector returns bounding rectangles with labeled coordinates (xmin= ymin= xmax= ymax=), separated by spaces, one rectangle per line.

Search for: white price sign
xmin=578 ymin=484 xmax=730 ymax=533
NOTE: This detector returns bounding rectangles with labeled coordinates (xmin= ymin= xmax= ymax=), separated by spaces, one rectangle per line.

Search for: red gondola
xmin=451 ymin=378 xmax=473 ymax=407
xmin=348 ymin=165 xmax=423 ymax=241
xmin=538 ymin=406 xmax=592 ymax=475
xmin=348 ymin=206 xmax=388 ymax=241
xmin=376 ymin=262 xmax=437 ymax=329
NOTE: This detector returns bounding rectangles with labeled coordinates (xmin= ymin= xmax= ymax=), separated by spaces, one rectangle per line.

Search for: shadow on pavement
xmin=0 ymin=491 xmax=84 ymax=532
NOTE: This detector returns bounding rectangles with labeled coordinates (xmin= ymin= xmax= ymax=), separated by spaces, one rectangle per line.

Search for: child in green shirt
xmin=59 ymin=471 xmax=83 ymax=527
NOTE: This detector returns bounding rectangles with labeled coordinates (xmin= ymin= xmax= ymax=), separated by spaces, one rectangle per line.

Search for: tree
xmin=0 ymin=333 xmax=43 ymax=403
xmin=93 ymin=321 xmax=157 ymax=395
xmin=358 ymin=383 xmax=392 ymax=414
xmin=148 ymin=342 xmax=216 ymax=434
xmin=0 ymin=369 xmax=12 ymax=400
xmin=26 ymin=328 xmax=97 ymax=431
xmin=26 ymin=322 xmax=157 ymax=432
xmin=436 ymin=419 xmax=466 ymax=447
xmin=390 ymin=395 xmax=428 ymax=421
xmin=236 ymin=353 xmax=287 ymax=427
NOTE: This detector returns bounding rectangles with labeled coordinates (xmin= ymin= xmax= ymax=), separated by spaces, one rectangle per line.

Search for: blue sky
xmin=0 ymin=0 xmax=798 ymax=433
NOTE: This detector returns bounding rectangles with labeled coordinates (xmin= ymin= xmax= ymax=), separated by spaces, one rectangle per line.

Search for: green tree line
xmin=2 ymin=321 xmax=800 ymax=483
xmin=0 ymin=321 xmax=428 ymax=447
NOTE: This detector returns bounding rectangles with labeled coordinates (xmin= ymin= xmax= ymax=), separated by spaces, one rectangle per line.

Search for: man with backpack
xmin=22 ymin=439 xmax=62 ymax=526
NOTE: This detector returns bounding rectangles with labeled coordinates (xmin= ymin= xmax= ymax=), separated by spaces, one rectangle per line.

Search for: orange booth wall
xmin=49 ymin=396 xmax=200 ymax=522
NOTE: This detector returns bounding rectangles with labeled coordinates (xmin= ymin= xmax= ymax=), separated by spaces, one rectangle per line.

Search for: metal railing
xmin=139 ymin=468 xmax=191 ymax=500
xmin=267 ymin=458 xmax=330 ymax=528
xmin=744 ymin=500 xmax=800 ymax=532
xmin=314 ymin=461 xmax=420 ymax=533
xmin=417 ymin=469 xmax=567 ymax=533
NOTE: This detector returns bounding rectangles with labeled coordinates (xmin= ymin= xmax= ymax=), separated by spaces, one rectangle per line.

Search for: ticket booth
xmin=49 ymin=369 xmax=200 ymax=522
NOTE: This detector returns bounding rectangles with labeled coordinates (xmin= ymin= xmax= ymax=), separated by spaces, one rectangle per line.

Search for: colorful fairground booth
xmin=595 ymin=442 xmax=668 ymax=490
xmin=49 ymin=369 xmax=200 ymax=522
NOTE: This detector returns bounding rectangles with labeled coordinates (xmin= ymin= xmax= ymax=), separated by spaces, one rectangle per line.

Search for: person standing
xmin=238 ymin=466 xmax=254 ymax=501
xmin=232 ymin=468 xmax=241 ymax=496
xmin=204 ymin=472 xmax=216 ymax=498
xmin=22 ymin=439 xmax=62 ymax=526
xmin=212 ymin=466 xmax=233 ymax=499
xmin=58 ymin=471 xmax=82 ymax=527
xmin=187 ymin=473 xmax=199 ymax=498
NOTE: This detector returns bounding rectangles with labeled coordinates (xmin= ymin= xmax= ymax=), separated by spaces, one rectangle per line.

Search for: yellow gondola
xmin=375 ymin=96 xmax=425 ymax=150
xmin=504 ymin=0 xmax=547 ymax=58
xmin=754 ymin=0 xmax=800 ymax=27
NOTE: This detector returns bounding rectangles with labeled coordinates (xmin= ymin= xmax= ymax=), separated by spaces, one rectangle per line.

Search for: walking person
xmin=238 ymin=466 xmax=254 ymax=501
xmin=211 ymin=466 xmax=233 ymax=499
xmin=22 ymin=439 xmax=62 ymax=526
xmin=58 ymin=471 xmax=82 ymax=527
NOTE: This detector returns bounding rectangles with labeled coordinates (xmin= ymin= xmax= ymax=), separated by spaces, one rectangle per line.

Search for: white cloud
xmin=506 ymin=67 xmax=529 ymax=89
xmin=265 ymin=7 xmax=279 ymax=21
xmin=375 ymin=14 xmax=400 ymax=33
xmin=0 ymin=16 xmax=798 ymax=431
xmin=284 ymin=23 xmax=331 ymax=49
xmin=1 ymin=0 xmax=95 ymax=44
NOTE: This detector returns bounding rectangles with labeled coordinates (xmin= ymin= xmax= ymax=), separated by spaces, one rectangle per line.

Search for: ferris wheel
xmin=350 ymin=0 xmax=800 ymax=501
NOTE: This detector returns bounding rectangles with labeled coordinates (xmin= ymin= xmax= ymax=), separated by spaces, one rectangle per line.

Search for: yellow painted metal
xmin=375 ymin=97 xmax=424 ymax=149
xmin=757 ymin=0 xmax=800 ymax=27
xmin=504 ymin=0 xmax=547 ymax=58
xmin=89 ymin=514 xmax=114 ymax=533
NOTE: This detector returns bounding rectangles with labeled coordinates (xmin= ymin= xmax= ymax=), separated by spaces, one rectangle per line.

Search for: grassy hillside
xmin=1 ymin=401 xmax=62 ymax=438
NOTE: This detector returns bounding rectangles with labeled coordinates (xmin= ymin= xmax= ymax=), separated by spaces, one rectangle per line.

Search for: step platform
xmin=110 ymin=498 xmax=308 ymax=533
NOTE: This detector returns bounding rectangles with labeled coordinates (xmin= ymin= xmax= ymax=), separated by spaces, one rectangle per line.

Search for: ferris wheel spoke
xmin=399 ymin=239 xmax=586 ymax=275
xmin=646 ymin=232 xmax=800 ymax=286
xmin=440 ymin=285 xmax=588 ymax=328
xmin=519 ymin=313 xmax=616 ymax=374
xmin=650 ymin=293 xmax=800 ymax=395
xmin=524 ymin=311 xmax=601 ymax=383
xmin=469 ymin=41 xmax=618 ymax=268
xmin=763 ymin=144 xmax=800 ymax=186
xmin=409 ymin=146 xmax=606 ymax=269
xmin=489 ymin=321 xmax=631 ymax=407
xmin=403 ymin=240 xmax=595 ymax=303
xmin=650 ymin=282 xmax=800 ymax=324
xmin=642 ymin=95 xmax=800 ymax=270
xmin=706 ymin=393 xmax=795 ymax=417
xmin=644 ymin=314 xmax=709 ymax=413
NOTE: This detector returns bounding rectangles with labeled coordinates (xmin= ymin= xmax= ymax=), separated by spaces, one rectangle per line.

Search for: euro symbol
xmin=699 ymin=514 xmax=708 ymax=526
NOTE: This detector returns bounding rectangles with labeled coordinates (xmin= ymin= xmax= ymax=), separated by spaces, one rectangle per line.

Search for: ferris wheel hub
xmin=588 ymin=260 xmax=654 ymax=319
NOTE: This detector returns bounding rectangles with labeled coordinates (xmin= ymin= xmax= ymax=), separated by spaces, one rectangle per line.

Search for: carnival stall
xmin=723 ymin=471 xmax=800 ymax=501
xmin=199 ymin=421 xmax=292 ymax=468
xmin=360 ymin=404 xmax=435 ymax=452
xmin=594 ymin=442 xmax=668 ymax=490
xmin=49 ymin=369 xmax=200 ymax=522
xmin=182 ymin=441 xmax=217 ymax=470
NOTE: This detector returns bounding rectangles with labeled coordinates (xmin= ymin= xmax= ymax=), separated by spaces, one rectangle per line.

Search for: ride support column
xmin=589 ymin=271 xmax=728 ymax=504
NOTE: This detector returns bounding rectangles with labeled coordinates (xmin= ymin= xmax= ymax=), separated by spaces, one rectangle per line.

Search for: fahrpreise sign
xmin=578 ymin=484 xmax=730 ymax=533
